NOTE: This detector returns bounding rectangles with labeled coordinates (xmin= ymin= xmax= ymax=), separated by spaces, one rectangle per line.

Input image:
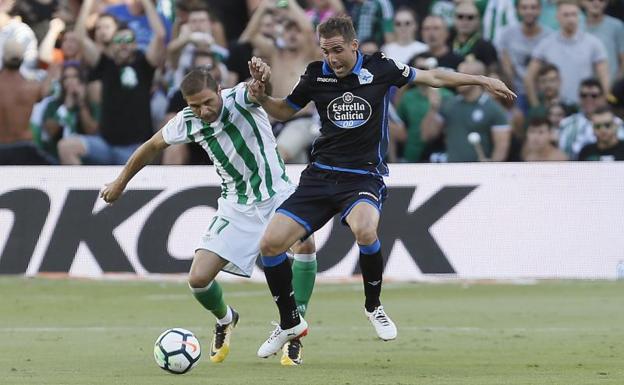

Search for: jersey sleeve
xmin=378 ymin=52 xmax=418 ymax=88
xmin=489 ymin=101 xmax=510 ymax=131
xmin=285 ymin=65 xmax=314 ymax=111
xmin=161 ymin=110 xmax=191 ymax=145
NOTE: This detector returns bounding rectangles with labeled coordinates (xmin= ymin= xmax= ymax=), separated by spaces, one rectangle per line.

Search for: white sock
xmin=294 ymin=253 xmax=316 ymax=262
xmin=217 ymin=305 xmax=233 ymax=325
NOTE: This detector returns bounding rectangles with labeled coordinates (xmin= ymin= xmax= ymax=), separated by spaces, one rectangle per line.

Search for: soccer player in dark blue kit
xmin=248 ymin=16 xmax=516 ymax=360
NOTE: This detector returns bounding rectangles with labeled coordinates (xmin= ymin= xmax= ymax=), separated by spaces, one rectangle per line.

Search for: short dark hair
xmin=527 ymin=116 xmax=550 ymax=129
xmin=580 ymin=78 xmax=603 ymax=92
xmin=517 ymin=0 xmax=541 ymax=8
xmin=115 ymin=22 xmax=134 ymax=37
xmin=592 ymin=105 xmax=613 ymax=116
xmin=98 ymin=12 xmax=119 ymax=26
xmin=395 ymin=6 xmax=419 ymax=23
xmin=180 ymin=67 xmax=218 ymax=96
xmin=537 ymin=63 xmax=559 ymax=78
xmin=317 ymin=16 xmax=356 ymax=41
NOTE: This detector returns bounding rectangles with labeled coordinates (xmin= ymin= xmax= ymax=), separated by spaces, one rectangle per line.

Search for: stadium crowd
xmin=1 ymin=0 xmax=624 ymax=165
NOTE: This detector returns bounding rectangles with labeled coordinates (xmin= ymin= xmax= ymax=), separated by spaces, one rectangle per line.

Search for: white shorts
xmin=196 ymin=185 xmax=296 ymax=277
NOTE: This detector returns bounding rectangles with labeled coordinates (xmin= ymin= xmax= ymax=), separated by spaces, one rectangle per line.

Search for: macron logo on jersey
xmin=317 ymin=77 xmax=338 ymax=83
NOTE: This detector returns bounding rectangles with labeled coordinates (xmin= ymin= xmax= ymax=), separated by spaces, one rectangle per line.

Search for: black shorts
xmin=276 ymin=164 xmax=387 ymax=236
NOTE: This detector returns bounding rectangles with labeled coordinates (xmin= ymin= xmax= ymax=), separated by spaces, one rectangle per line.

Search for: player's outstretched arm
xmin=414 ymin=69 xmax=517 ymax=102
xmin=247 ymin=57 xmax=299 ymax=121
xmin=100 ymin=130 xmax=169 ymax=203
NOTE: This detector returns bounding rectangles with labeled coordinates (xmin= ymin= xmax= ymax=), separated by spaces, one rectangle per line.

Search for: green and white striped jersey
xmin=162 ymin=83 xmax=291 ymax=204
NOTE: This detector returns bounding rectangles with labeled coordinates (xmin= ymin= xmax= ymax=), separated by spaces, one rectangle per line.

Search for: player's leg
xmin=345 ymin=201 xmax=397 ymax=341
xmin=281 ymin=235 xmax=317 ymax=366
xmin=291 ymin=235 xmax=317 ymax=318
xmin=188 ymin=249 xmax=239 ymax=363
xmin=257 ymin=213 xmax=310 ymax=358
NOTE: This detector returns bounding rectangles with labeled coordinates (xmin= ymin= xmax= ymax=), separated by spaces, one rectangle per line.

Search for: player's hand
xmin=247 ymin=79 xmax=267 ymax=103
xmin=248 ymin=56 xmax=271 ymax=83
xmin=482 ymin=77 xmax=516 ymax=102
xmin=100 ymin=180 xmax=125 ymax=204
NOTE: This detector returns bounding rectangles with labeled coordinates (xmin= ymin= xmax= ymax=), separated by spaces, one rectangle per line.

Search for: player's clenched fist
xmin=100 ymin=180 xmax=125 ymax=203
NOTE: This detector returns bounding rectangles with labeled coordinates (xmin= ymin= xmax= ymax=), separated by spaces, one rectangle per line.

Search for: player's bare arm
xmin=414 ymin=69 xmax=517 ymax=102
xmin=100 ymin=130 xmax=169 ymax=203
xmin=247 ymin=56 xmax=299 ymax=121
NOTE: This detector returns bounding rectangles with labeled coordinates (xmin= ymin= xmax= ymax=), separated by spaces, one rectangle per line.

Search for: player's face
xmin=319 ymin=35 xmax=358 ymax=78
xmin=592 ymin=111 xmax=617 ymax=144
xmin=185 ymin=86 xmax=223 ymax=123
xmin=517 ymin=0 xmax=540 ymax=25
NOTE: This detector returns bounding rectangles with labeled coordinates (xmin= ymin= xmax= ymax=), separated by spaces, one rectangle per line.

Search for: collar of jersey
xmin=322 ymin=51 xmax=363 ymax=76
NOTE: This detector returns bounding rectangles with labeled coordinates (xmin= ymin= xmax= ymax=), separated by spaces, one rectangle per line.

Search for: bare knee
xmin=292 ymin=236 xmax=315 ymax=254
xmin=187 ymin=250 xmax=223 ymax=288
xmin=188 ymin=269 xmax=212 ymax=289
xmin=260 ymin=232 xmax=288 ymax=257
xmin=350 ymin=220 xmax=378 ymax=245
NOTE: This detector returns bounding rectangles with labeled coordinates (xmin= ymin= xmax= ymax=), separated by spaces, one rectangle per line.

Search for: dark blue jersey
xmin=285 ymin=52 xmax=417 ymax=176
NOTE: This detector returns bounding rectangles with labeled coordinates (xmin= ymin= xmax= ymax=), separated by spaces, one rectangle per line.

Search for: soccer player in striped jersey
xmin=100 ymin=68 xmax=316 ymax=366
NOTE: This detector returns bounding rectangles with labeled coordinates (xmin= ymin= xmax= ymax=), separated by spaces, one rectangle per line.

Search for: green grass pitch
xmin=1 ymin=278 xmax=623 ymax=385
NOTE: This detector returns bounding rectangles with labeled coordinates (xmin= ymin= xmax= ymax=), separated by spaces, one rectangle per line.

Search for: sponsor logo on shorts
xmin=358 ymin=192 xmax=378 ymax=201
xmin=327 ymin=92 xmax=372 ymax=129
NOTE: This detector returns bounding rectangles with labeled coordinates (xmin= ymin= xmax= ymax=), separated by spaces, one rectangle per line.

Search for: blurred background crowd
xmin=1 ymin=0 xmax=624 ymax=165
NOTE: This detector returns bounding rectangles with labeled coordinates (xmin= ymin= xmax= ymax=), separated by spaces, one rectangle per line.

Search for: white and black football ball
xmin=153 ymin=328 xmax=201 ymax=374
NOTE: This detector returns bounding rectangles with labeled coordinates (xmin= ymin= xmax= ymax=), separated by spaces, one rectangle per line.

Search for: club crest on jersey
xmin=358 ymin=68 xmax=374 ymax=84
xmin=327 ymin=92 xmax=372 ymax=129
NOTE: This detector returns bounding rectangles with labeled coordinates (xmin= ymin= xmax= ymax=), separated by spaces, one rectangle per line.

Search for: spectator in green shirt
xmin=396 ymin=52 xmax=454 ymax=162
xmin=421 ymin=59 xmax=511 ymax=162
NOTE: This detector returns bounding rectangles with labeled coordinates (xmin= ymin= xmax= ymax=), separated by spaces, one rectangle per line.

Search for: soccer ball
xmin=153 ymin=328 xmax=201 ymax=374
